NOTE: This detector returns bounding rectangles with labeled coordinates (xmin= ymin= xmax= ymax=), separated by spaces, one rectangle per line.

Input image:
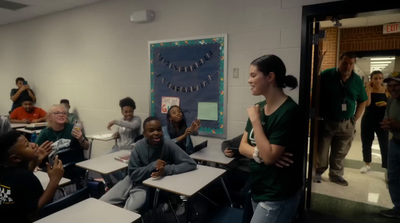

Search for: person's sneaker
xmin=380 ymin=208 xmax=400 ymax=218
xmin=161 ymin=203 xmax=171 ymax=213
xmin=174 ymin=202 xmax=186 ymax=216
xmin=313 ymin=174 xmax=322 ymax=183
xmin=360 ymin=165 xmax=371 ymax=173
xmin=329 ymin=176 xmax=348 ymax=186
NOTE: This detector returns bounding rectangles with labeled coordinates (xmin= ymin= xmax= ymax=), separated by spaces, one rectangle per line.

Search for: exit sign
xmin=383 ymin=23 xmax=400 ymax=34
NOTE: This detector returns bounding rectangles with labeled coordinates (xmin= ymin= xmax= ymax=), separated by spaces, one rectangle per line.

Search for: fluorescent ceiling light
xmin=371 ymin=61 xmax=391 ymax=64
xmin=370 ymin=57 xmax=395 ymax=60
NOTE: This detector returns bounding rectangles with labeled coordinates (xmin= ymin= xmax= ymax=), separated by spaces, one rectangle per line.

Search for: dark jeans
xmin=361 ymin=117 xmax=388 ymax=168
xmin=388 ymin=140 xmax=400 ymax=210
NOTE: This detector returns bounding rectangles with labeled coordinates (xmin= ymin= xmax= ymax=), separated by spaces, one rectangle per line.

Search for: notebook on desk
xmin=114 ymin=154 xmax=131 ymax=163
xmin=192 ymin=140 xmax=208 ymax=154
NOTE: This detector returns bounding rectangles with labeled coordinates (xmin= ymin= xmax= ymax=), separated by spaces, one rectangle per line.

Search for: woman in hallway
xmin=360 ymin=70 xmax=389 ymax=173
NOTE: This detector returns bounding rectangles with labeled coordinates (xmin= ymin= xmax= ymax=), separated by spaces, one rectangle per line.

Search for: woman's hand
xmin=191 ymin=119 xmax=201 ymax=131
xmin=247 ymin=104 xmax=261 ymax=124
xmin=71 ymin=127 xmax=83 ymax=141
xmin=275 ymin=152 xmax=294 ymax=168
xmin=223 ymin=148 xmax=234 ymax=158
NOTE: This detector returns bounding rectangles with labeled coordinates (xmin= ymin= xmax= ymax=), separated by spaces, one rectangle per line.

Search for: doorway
xmin=299 ymin=0 xmax=400 ymax=216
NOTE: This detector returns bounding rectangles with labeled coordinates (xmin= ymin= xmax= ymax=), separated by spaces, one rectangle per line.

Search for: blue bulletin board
xmin=149 ymin=34 xmax=227 ymax=138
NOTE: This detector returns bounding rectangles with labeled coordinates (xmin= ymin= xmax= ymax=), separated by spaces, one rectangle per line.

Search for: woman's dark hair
xmin=250 ymin=54 xmax=298 ymax=89
xmin=119 ymin=97 xmax=136 ymax=110
xmin=0 ymin=130 xmax=21 ymax=163
xmin=370 ymin=70 xmax=383 ymax=78
xmin=166 ymin=105 xmax=187 ymax=148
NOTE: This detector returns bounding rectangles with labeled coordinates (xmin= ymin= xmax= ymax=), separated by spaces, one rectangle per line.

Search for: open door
xmin=300 ymin=0 xmax=400 ymax=211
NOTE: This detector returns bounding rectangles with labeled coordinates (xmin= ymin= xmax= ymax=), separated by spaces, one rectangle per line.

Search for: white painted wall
xmin=0 ymin=0 xmax=335 ymax=157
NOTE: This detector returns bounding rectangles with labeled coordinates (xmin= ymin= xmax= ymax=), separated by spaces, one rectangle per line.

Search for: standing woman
xmin=239 ymin=55 xmax=303 ymax=223
xmin=360 ymin=70 xmax=389 ymax=173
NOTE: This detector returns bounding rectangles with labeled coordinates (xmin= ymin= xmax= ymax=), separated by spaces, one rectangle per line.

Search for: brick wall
xmin=319 ymin=25 xmax=400 ymax=71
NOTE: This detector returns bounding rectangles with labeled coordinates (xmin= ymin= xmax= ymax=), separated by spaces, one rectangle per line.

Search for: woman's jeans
xmin=250 ymin=189 xmax=301 ymax=223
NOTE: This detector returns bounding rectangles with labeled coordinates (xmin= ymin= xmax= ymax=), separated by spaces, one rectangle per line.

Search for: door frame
xmin=299 ymin=0 xmax=400 ymax=209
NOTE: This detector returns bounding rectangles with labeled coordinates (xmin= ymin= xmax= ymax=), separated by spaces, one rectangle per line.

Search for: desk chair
xmin=134 ymin=134 xmax=144 ymax=142
xmin=207 ymin=190 xmax=253 ymax=223
xmin=39 ymin=187 xmax=90 ymax=218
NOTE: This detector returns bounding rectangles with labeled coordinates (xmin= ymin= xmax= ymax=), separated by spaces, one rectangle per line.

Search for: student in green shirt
xmin=239 ymin=54 xmax=303 ymax=223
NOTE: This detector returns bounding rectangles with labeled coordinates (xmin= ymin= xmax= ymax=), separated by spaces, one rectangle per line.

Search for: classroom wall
xmin=0 ymin=0 xmax=335 ymax=157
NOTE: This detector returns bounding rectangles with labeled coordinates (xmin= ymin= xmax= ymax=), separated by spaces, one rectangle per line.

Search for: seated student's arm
xmin=163 ymin=141 xmax=197 ymax=175
xmin=71 ymin=128 xmax=89 ymax=150
xmin=128 ymin=147 xmax=161 ymax=183
xmin=116 ymin=116 xmax=141 ymax=129
xmin=37 ymin=156 xmax=64 ymax=210
xmin=10 ymin=87 xmax=26 ymax=102
xmin=162 ymin=125 xmax=191 ymax=143
xmin=27 ymin=88 xmax=36 ymax=103
xmin=190 ymin=119 xmax=201 ymax=136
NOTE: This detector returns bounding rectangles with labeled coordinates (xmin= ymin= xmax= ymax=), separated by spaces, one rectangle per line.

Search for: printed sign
xmin=161 ymin=97 xmax=180 ymax=114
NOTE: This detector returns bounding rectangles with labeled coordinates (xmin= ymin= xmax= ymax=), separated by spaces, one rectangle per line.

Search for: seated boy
xmin=100 ymin=116 xmax=197 ymax=212
xmin=0 ymin=130 xmax=64 ymax=222
xmin=9 ymin=98 xmax=47 ymax=124
xmin=60 ymin=99 xmax=77 ymax=123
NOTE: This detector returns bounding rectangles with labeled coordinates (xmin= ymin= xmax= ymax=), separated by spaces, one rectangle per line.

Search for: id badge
xmin=342 ymin=103 xmax=347 ymax=111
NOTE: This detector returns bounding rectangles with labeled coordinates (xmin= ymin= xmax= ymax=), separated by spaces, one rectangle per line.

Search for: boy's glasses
xmin=52 ymin=111 xmax=67 ymax=116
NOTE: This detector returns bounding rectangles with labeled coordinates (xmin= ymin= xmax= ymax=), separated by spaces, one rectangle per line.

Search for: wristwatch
xmin=253 ymin=146 xmax=263 ymax=163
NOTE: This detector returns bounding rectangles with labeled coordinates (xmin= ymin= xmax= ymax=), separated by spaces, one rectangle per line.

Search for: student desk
xmin=76 ymin=150 xmax=131 ymax=175
xmin=10 ymin=123 xmax=28 ymax=129
xmin=34 ymin=198 xmax=141 ymax=223
xmin=86 ymin=133 xmax=115 ymax=159
xmin=34 ymin=170 xmax=71 ymax=188
xmin=143 ymin=165 xmax=230 ymax=222
xmin=16 ymin=127 xmax=42 ymax=134
xmin=190 ymin=147 xmax=234 ymax=165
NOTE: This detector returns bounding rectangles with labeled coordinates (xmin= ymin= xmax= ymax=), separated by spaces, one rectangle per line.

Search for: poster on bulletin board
xmin=149 ymin=34 xmax=227 ymax=138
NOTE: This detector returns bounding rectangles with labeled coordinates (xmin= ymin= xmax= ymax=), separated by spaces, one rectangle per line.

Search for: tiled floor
xmin=306 ymin=136 xmax=397 ymax=223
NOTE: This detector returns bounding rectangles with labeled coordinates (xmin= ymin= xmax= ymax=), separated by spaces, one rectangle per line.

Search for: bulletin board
xmin=149 ymin=34 xmax=227 ymax=138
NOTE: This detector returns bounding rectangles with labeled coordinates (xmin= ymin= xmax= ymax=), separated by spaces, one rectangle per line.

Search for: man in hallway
xmin=380 ymin=71 xmax=400 ymax=218
xmin=314 ymin=52 xmax=367 ymax=186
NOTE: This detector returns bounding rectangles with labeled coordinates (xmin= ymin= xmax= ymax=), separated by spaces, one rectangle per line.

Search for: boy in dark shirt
xmin=0 ymin=131 xmax=64 ymax=222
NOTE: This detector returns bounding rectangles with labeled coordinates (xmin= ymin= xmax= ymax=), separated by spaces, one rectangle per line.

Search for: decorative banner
xmin=155 ymin=71 xmax=218 ymax=93
xmin=158 ymin=51 xmax=213 ymax=72
xmin=149 ymin=35 xmax=227 ymax=138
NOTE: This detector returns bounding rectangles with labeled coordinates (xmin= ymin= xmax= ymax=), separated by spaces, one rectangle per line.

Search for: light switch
xmin=233 ymin=68 xmax=239 ymax=78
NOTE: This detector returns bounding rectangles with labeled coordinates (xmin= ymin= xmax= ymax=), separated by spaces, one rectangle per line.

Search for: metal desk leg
xmin=151 ymin=188 xmax=160 ymax=223
xmin=220 ymin=177 xmax=233 ymax=207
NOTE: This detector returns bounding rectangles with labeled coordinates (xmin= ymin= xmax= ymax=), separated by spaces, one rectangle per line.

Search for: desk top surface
xmin=143 ymin=164 xmax=225 ymax=197
xmin=76 ymin=150 xmax=131 ymax=174
xmin=34 ymin=171 xmax=70 ymax=188
xmin=34 ymin=198 xmax=141 ymax=223
xmin=10 ymin=123 xmax=28 ymax=129
xmin=17 ymin=128 xmax=42 ymax=134
xmin=190 ymin=147 xmax=234 ymax=165
xmin=86 ymin=133 xmax=114 ymax=141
